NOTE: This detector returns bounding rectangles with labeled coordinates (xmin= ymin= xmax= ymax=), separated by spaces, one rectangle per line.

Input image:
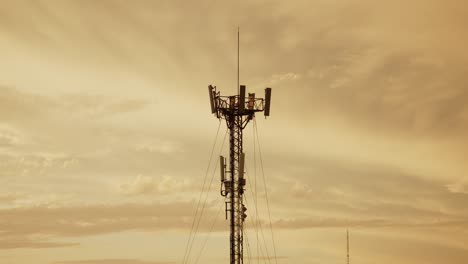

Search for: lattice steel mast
xmin=208 ymin=84 xmax=271 ymax=264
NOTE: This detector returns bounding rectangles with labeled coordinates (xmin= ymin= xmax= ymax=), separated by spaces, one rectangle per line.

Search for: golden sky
xmin=1 ymin=0 xmax=468 ymax=264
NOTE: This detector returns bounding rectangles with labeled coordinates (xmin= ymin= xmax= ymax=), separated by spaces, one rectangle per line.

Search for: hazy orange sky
xmin=1 ymin=1 xmax=468 ymax=264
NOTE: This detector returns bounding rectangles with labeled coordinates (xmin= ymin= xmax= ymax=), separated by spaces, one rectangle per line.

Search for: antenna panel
xmin=209 ymin=85 xmax=215 ymax=113
xmin=239 ymin=152 xmax=245 ymax=180
xmin=239 ymin=85 xmax=246 ymax=112
xmin=264 ymin=88 xmax=272 ymax=116
xmin=220 ymin=155 xmax=225 ymax=182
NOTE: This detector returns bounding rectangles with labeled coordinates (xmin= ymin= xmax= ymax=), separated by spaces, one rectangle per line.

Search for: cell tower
xmin=207 ymin=83 xmax=271 ymax=264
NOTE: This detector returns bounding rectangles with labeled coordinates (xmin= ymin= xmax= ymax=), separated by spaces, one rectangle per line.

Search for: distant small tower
xmin=347 ymin=229 xmax=350 ymax=264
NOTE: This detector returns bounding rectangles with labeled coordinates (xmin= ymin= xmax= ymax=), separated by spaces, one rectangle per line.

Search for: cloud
xmin=1 ymin=1 xmax=468 ymax=263
xmin=53 ymin=259 xmax=172 ymax=264
xmin=0 ymin=237 xmax=78 ymax=250
xmin=118 ymin=175 xmax=192 ymax=195
xmin=273 ymin=217 xmax=424 ymax=230
xmin=268 ymin=72 xmax=301 ymax=85
xmin=0 ymin=202 xmax=220 ymax=249
xmin=254 ymin=154 xmax=468 ymax=229
xmin=0 ymin=126 xmax=23 ymax=147
xmin=0 ymin=153 xmax=79 ymax=178
xmin=227 ymin=1 xmax=468 ymax=139
xmin=0 ymin=86 xmax=150 ymax=122
xmin=0 ymin=86 xmax=54 ymax=121
xmin=446 ymin=180 xmax=468 ymax=194
xmin=274 ymin=217 xmax=389 ymax=229
xmin=134 ymin=141 xmax=185 ymax=154
xmin=0 ymin=193 xmax=23 ymax=204
xmin=245 ymin=256 xmax=288 ymax=261
xmin=268 ymin=215 xmax=468 ymax=232
xmin=58 ymin=94 xmax=150 ymax=118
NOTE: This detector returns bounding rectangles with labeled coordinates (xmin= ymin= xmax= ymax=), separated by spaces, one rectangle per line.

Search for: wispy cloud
xmin=118 ymin=175 xmax=192 ymax=195
xmin=53 ymin=259 xmax=173 ymax=264
xmin=0 ymin=202 xmax=219 ymax=249
xmin=0 ymin=237 xmax=78 ymax=250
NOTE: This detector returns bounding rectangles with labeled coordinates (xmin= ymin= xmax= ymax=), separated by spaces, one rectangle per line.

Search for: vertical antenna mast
xmin=207 ymin=30 xmax=272 ymax=264
xmin=237 ymin=27 xmax=240 ymax=95
xmin=347 ymin=229 xmax=350 ymax=264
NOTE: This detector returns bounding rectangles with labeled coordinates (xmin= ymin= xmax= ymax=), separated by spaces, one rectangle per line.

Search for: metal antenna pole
xmin=237 ymin=27 xmax=240 ymax=95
